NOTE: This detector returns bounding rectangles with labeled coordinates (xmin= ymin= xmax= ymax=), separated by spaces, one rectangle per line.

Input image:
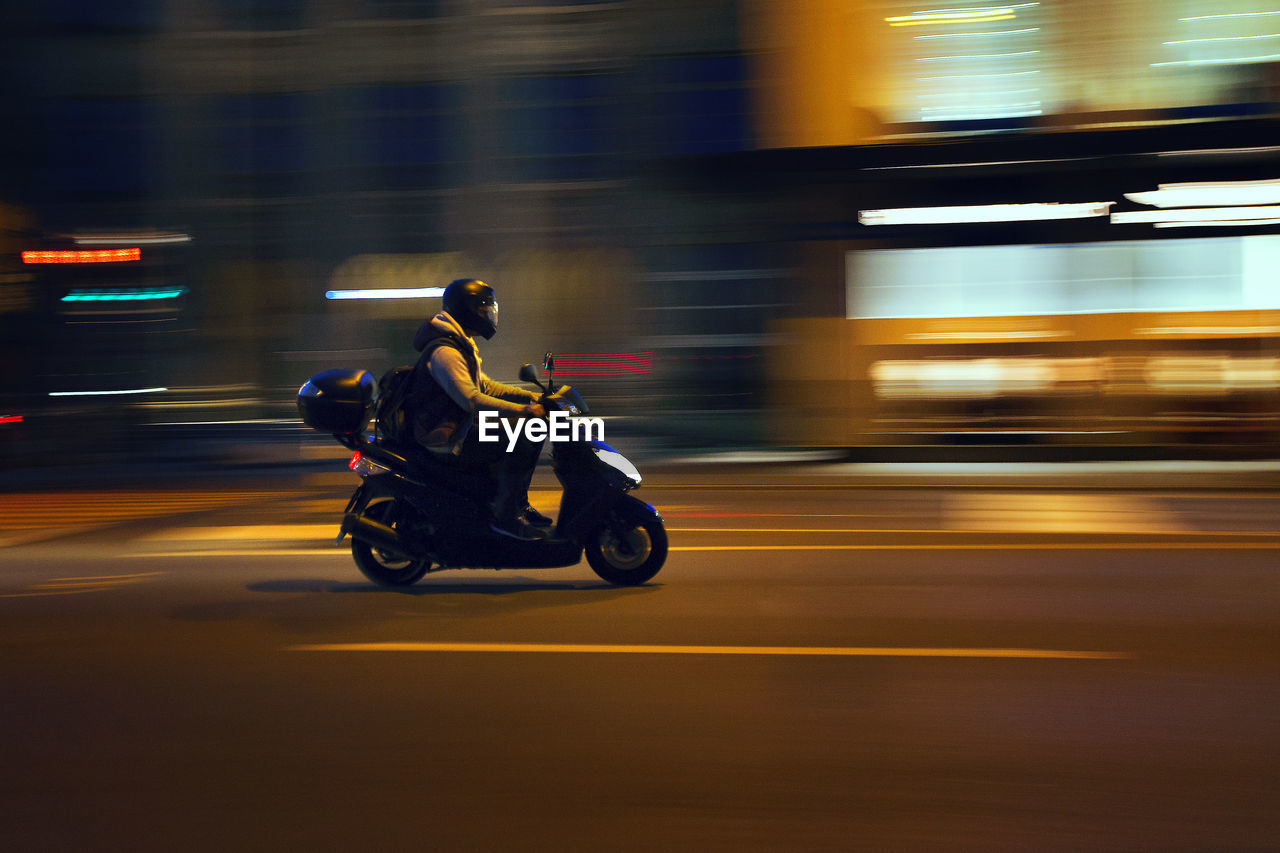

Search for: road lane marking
xmin=0 ymin=588 xmax=111 ymax=598
xmin=669 ymin=543 xmax=1280 ymax=550
xmin=946 ymin=493 xmax=1186 ymax=534
xmin=287 ymin=641 xmax=1130 ymax=660
xmin=669 ymin=528 xmax=1280 ymax=536
xmin=130 ymin=540 xmax=1280 ymax=558
xmin=670 ymin=525 xmax=1280 ymax=532
xmin=672 ymin=513 xmax=884 ymax=518
xmin=1 ymin=571 xmax=166 ymax=598
xmin=140 ymin=524 xmax=339 ymax=542
xmin=31 ymin=577 xmax=157 ymax=590
xmin=46 ymin=571 xmax=165 ymax=581
xmin=131 ymin=549 xmax=345 ymax=557
xmin=646 ymin=483 xmax=1280 ymax=491
xmin=0 ymin=490 xmax=300 ymax=535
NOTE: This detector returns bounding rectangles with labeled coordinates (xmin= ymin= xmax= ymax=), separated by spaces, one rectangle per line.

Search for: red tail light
xmin=348 ymin=451 xmax=362 ymax=471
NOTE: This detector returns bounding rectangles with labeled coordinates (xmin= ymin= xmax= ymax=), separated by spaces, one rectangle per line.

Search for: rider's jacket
xmin=408 ymin=311 xmax=533 ymax=453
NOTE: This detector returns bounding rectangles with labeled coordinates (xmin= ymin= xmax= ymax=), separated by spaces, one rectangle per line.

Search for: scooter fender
xmin=557 ymin=486 xmax=646 ymax=544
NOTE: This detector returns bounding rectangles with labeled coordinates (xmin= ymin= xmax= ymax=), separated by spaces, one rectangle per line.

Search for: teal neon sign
xmin=61 ymin=287 xmax=187 ymax=302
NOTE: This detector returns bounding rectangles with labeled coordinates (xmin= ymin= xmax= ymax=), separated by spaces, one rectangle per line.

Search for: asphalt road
xmin=2 ymin=467 xmax=1278 ymax=852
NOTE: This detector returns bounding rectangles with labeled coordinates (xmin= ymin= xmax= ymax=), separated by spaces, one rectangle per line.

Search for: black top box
xmin=297 ymin=368 xmax=376 ymax=435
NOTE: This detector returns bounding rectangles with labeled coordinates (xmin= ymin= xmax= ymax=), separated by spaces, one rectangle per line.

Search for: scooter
xmin=296 ymin=356 xmax=667 ymax=587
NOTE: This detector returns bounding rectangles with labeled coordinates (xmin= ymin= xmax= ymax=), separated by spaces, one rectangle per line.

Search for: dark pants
xmin=443 ymin=421 xmax=546 ymax=518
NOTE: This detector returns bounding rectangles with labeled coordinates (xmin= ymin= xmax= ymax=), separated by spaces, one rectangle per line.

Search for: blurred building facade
xmin=4 ymin=0 xmax=1279 ymax=461
xmin=742 ymin=1 xmax=1280 ymax=454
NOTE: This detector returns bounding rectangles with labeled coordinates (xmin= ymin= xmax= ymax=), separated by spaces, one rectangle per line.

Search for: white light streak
xmin=49 ymin=387 xmax=168 ymax=397
xmin=1125 ymin=179 xmax=1280 ymax=208
xmin=921 ymin=102 xmax=1041 ymax=111
xmin=72 ymin=234 xmax=192 ymax=246
xmin=915 ymin=27 xmax=1039 ymax=39
xmin=1165 ymin=33 xmax=1280 ymax=46
xmin=920 ymin=109 xmax=1043 ymax=121
xmin=1111 ymin=206 xmax=1280 ymax=224
xmin=1154 ymin=219 xmax=1280 ymax=229
xmin=915 ymin=3 xmax=1038 ymax=12
xmin=1179 ymin=11 xmax=1280 ymax=22
xmin=1157 ymin=146 xmax=1280 ymax=157
xmin=863 ymin=156 xmax=1096 ymax=170
xmin=890 ymin=14 xmax=1014 ymax=27
xmin=918 ymin=69 xmax=1040 ymax=80
xmin=859 ymin=202 xmax=1113 ymax=226
xmin=1153 ymin=53 xmax=1280 ymax=67
xmin=917 ymin=49 xmax=1040 ymax=61
xmin=918 ymin=88 xmax=1040 ymax=100
xmin=325 ymin=287 xmax=446 ymax=300
xmin=149 ymin=418 xmax=301 ymax=426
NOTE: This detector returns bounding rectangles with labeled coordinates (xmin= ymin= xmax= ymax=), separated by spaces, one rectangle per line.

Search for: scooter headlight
xmin=592 ymin=446 xmax=641 ymax=487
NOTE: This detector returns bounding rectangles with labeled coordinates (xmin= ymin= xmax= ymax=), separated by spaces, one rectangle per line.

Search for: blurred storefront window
xmin=495 ymin=74 xmax=621 ymax=181
xmin=360 ymin=0 xmax=445 ymax=18
xmin=213 ymin=94 xmax=312 ymax=196
xmin=42 ymin=0 xmax=163 ymax=32
xmin=848 ymin=236 xmax=1280 ymax=319
xmin=876 ymin=0 xmax=1280 ymax=130
xmin=645 ymin=55 xmax=754 ymax=155
xmin=352 ymin=84 xmax=464 ymax=190
xmin=45 ymin=100 xmax=157 ymax=194
xmin=213 ymin=0 xmax=308 ymax=30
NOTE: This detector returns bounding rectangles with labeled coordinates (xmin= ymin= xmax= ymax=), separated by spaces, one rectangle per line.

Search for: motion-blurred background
xmin=3 ymin=0 xmax=1279 ymax=473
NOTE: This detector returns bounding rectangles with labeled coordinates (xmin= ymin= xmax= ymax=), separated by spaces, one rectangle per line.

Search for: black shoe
xmin=520 ymin=505 xmax=554 ymax=529
xmin=489 ymin=516 xmax=548 ymax=541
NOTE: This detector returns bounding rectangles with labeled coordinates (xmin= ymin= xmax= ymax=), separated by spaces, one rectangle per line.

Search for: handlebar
xmin=541 ymin=385 xmax=589 ymax=416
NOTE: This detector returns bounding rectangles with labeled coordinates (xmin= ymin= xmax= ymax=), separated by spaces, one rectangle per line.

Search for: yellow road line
xmin=131 ymin=540 xmax=1280 ymax=558
xmin=132 ymin=549 xmax=345 ymax=557
xmin=671 ymin=542 xmax=1280 ymax=550
xmin=669 ymin=527 xmax=1280 ymax=536
xmin=48 ymin=571 xmax=165 ymax=581
xmin=646 ymin=483 xmax=1280 ymax=492
xmin=2 ymin=571 xmax=166 ymax=597
xmin=31 ymin=577 xmax=155 ymax=590
xmin=140 ymin=524 xmax=338 ymax=542
xmin=672 ymin=513 xmax=882 ymax=518
xmin=0 ymin=588 xmax=109 ymax=599
xmin=287 ymin=641 xmax=1130 ymax=660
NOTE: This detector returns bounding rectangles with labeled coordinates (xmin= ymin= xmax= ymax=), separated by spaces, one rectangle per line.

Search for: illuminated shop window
xmin=847 ymin=235 xmax=1280 ymax=319
xmin=879 ymin=1 xmax=1050 ymax=125
xmin=877 ymin=1 xmax=1280 ymax=128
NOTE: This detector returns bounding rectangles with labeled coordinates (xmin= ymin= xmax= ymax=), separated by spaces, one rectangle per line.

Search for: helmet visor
xmin=478 ymin=299 xmax=498 ymax=332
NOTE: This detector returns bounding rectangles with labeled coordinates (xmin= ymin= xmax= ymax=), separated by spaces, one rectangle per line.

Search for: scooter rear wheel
xmin=351 ymin=499 xmax=431 ymax=587
xmin=585 ymin=496 xmax=667 ymax=586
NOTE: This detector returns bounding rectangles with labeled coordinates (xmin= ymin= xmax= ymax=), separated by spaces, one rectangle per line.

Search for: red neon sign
xmin=547 ymin=352 xmax=652 ymax=377
xmin=21 ymin=248 xmax=141 ymax=264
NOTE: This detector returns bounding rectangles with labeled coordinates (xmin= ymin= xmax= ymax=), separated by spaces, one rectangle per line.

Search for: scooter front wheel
xmin=351 ymin=499 xmax=431 ymax=587
xmin=585 ymin=496 xmax=667 ymax=586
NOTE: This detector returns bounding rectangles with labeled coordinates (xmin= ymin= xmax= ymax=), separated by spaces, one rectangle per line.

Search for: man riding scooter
xmin=406 ymin=278 xmax=555 ymax=541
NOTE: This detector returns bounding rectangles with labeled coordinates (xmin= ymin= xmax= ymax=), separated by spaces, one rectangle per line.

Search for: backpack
xmin=374 ymin=364 xmax=416 ymax=443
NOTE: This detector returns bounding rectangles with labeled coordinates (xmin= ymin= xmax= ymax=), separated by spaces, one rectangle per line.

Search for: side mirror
xmin=543 ymin=352 xmax=555 ymax=372
xmin=518 ymin=363 xmax=544 ymax=389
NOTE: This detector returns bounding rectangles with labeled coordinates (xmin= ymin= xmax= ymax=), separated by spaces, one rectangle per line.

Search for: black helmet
xmin=442 ymin=278 xmax=498 ymax=340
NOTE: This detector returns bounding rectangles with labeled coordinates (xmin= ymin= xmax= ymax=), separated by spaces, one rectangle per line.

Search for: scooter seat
xmin=363 ymin=438 xmax=493 ymax=500
xmin=360 ymin=438 xmax=438 ymax=471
